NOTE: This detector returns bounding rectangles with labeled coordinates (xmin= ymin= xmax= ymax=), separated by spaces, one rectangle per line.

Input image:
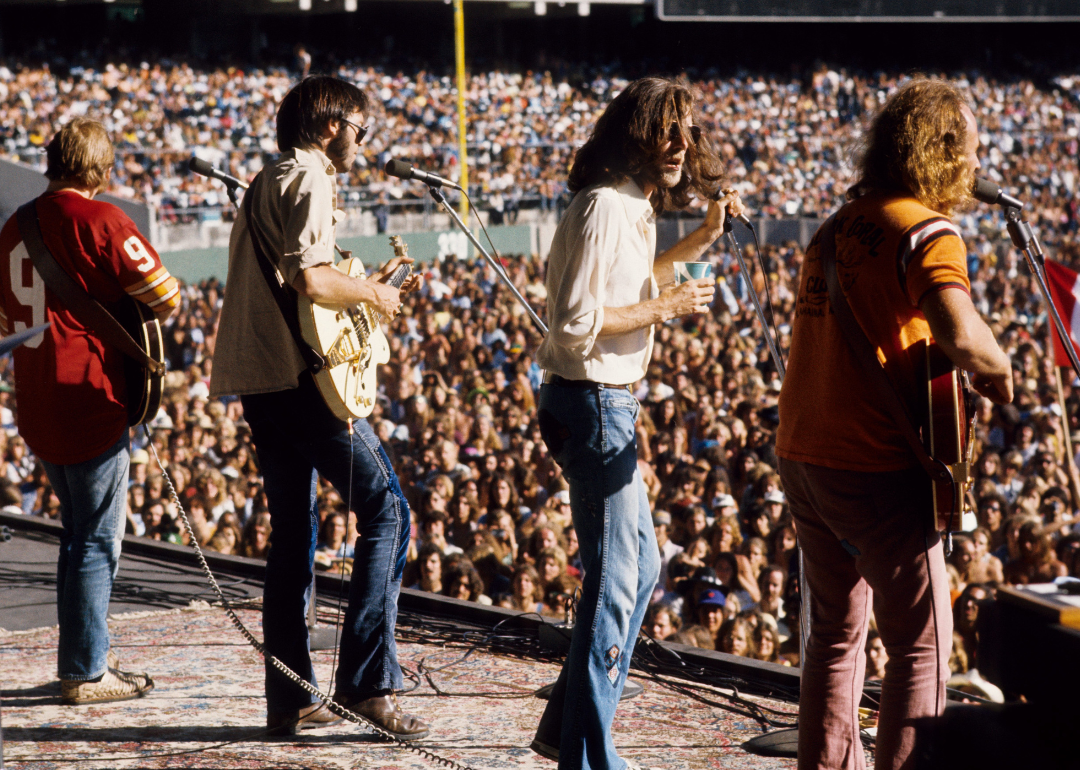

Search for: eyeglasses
xmin=669 ymin=122 xmax=702 ymax=144
xmin=340 ymin=118 xmax=369 ymax=144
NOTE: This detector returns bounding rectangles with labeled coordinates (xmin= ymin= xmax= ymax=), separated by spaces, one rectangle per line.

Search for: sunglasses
xmin=340 ymin=118 xmax=369 ymax=144
xmin=669 ymin=122 xmax=703 ymax=144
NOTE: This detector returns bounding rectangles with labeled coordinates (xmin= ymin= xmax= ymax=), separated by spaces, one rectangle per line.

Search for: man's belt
xmin=542 ymin=372 xmax=632 ymax=391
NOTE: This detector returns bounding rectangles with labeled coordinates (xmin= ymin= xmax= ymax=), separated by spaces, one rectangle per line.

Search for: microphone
xmin=712 ymin=190 xmax=753 ymax=231
xmin=188 ymin=157 xmax=249 ymax=190
xmin=383 ymin=159 xmax=462 ymax=191
xmin=973 ymin=177 xmax=1023 ymax=210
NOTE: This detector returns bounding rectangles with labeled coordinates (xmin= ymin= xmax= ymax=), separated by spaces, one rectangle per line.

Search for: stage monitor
xmin=657 ymin=0 xmax=1080 ymax=22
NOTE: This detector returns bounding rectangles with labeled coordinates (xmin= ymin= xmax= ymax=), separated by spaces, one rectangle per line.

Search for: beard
xmin=326 ymin=129 xmax=354 ymax=172
xmin=640 ymin=157 xmax=684 ymax=191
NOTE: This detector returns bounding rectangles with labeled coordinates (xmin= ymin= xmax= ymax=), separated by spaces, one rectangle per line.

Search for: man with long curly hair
xmin=531 ymin=76 xmax=745 ymax=770
xmin=777 ymin=78 xmax=1013 ymax=770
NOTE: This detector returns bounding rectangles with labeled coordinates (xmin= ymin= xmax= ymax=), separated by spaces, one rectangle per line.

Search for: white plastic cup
xmin=673 ymin=261 xmax=714 ymax=284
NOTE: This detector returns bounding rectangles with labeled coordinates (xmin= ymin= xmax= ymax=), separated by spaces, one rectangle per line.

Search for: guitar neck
xmin=387 ymin=264 xmax=412 ymax=289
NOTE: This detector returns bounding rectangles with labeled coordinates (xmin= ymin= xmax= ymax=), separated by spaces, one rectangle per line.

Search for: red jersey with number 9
xmin=0 ymin=190 xmax=179 ymax=465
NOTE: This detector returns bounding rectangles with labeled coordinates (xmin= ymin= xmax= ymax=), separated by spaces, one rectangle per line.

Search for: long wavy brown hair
xmin=847 ymin=78 xmax=975 ymax=216
xmin=568 ymin=77 xmax=724 ymax=214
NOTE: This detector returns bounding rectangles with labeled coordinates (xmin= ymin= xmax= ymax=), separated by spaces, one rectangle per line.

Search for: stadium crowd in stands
xmin=2 ymin=56 xmax=1080 ymax=689
xmin=1 ymin=56 xmax=1079 ymax=244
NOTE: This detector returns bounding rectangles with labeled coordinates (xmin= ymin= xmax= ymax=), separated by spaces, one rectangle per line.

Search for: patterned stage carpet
xmin=0 ymin=602 xmax=801 ymax=770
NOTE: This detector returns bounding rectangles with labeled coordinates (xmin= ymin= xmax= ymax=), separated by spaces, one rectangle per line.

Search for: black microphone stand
xmin=724 ymin=221 xmax=805 ymax=760
xmin=425 ymin=185 xmax=548 ymax=335
xmin=1004 ymin=206 xmax=1080 ymax=379
xmin=723 ymin=226 xmax=786 ymax=379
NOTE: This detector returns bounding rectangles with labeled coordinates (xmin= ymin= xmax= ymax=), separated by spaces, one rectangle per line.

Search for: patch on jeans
xmin=840 ymin=539 xmax=861 ymax=557
xmin=605 ymin=645 xmax=620 ymax=684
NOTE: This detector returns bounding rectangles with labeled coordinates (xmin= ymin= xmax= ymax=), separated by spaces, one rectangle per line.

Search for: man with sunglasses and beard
xmin=530 ymin=77 xmax=744 ymax=770
xmin=211 ymin=76 xmax=426 ymax=739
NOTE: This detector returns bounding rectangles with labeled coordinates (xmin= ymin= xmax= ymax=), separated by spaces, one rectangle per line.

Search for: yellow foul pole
xmin=454 ymin=0 xmax=469 ymax=223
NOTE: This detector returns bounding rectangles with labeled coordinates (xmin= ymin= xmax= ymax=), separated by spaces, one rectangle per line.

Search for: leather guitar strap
xmin=16 ymin=200 xmax=165 ymax=377
xmin=818 ymin=214 xmax=953 ymax=488
xmin=242 ymin=173 xmax=326 ymax=374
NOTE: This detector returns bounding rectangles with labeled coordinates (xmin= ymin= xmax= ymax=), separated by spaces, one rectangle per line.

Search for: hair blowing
xmin=45 ymin=118 xmax=114 ymax=190
xmin=567 ymin=77 xmax=724 ymax=214
xmin=276 ymin=76 xmax=369 ymax=152
xmin=847 ymin=78 xmax=975 ymax=216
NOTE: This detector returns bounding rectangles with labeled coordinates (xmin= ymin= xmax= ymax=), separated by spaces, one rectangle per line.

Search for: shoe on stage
xmin=61 ymin=667 xmax=155 ymax=705
xmin=335 ymin=691 xmax=430 ymax=740
xmin=266 ymin=701 xmax=344 ymax=736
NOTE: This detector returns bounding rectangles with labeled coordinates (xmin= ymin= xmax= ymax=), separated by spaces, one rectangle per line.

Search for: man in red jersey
xmin=0 ymin=118 xmax=180 ymax=704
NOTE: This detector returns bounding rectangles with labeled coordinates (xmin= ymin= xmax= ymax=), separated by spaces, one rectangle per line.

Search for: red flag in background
xmin=1044 ymin=258 xmax=1080 ymax=367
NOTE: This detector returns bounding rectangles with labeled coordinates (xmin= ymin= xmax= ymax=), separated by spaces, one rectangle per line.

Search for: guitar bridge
xmin=326 ymin=330 xmax=361 ymax=368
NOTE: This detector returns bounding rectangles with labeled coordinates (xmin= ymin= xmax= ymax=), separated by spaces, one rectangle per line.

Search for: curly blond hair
xmin=847 ymin=78 xmax=975 ymax=216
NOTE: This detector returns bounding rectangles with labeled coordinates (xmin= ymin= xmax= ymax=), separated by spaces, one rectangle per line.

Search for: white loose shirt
xmin=536 ymin=180 xmax=657 ymax=384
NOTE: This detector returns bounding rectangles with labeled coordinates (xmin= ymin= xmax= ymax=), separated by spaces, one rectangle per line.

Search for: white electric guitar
xmin=297 ymin=235 xmax=412 ymax=420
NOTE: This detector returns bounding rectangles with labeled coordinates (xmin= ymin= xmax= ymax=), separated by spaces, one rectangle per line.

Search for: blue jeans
xmin=536 ymin=383 xmax=660 ymax=770
xmin=43 ymin=432 xmax=130 ymax=681
xmin=241 ymin=373 xmax=410 ymax=713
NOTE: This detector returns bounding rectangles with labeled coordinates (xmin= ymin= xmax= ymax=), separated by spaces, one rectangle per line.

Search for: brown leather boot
xmin=266 ymin=702 xmax=344 ymax=736
xmin=337 ymin=692 xmax=430 ymax=740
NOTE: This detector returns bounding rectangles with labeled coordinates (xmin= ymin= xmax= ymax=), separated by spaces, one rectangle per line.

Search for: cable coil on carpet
xmin=146 ymin=429 xmax=482 ymax=770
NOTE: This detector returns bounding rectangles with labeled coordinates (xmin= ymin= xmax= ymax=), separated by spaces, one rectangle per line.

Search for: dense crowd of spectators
xmin=3 ymin=229 xmax=1080 ymax=686
xmin=3 ymin=57 xmax=1080 ymax=687
xmin=1 ymin=56 xmax=1079 ymax=239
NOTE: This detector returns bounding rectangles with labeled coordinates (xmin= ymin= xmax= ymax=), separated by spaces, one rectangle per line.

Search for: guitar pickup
xmin=949 ymin=461 xmax=970 ymax=485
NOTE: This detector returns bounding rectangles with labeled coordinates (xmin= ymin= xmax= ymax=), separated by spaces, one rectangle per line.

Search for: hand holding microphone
xmin=710 ymin=187 xmax=751 ymax=234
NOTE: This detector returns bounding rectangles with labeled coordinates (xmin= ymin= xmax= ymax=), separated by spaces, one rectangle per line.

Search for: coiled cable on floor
xmin=145 ymin=427 xmax=482 ymax=770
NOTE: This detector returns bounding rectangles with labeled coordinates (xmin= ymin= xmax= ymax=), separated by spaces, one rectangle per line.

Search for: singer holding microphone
xmin=777 ymin=78 xmax=1012 ymax=770
xmin=530 ymin=77 xmax=743 ymax=770
xmin=209 ymin=76 xmax=427 ymax=739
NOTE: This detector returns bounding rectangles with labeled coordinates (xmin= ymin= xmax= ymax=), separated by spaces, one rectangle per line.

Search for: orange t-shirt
xmin=776 ymin=193 xmax=969 ymax=472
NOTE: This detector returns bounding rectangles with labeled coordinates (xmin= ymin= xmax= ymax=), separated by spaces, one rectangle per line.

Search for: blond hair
xmin=848 ymin=78 xmax=974 ymax=216
xmin=45 ymin=118 xmax=114 ymax=190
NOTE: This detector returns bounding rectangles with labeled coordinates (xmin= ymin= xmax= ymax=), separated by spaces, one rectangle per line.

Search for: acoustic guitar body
xmin=919 ymin=339 xmax=975 ymax=532
xmin=114 ymin=297 xmax=165 ymax=426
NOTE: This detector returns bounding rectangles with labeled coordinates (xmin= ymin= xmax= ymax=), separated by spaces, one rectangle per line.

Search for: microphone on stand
xmin=712 ymin=189 xmax=753 ymax=232
xmin=383 ymin=159 xmax=463 ymax=191
xmin=973 ymin=177 xmax=1023 ymax=210
xmin=188 ymin=157 xmax=249 ymax=190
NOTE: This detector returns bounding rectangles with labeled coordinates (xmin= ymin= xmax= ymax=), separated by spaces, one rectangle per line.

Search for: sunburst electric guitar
xmin=919 ymin=339 xmax=978 ymax=533
xmin=298 ymin=235 xmax=412 ymax=421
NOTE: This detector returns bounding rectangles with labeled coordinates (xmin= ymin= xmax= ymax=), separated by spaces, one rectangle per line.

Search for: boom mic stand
xmin=723 ymin=221 xmax=805 ymax=759
xmin=1003 ymin=206 xmax=1080 ymax=379
xmin=425 ymin=186 xmax=548 ymax=335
